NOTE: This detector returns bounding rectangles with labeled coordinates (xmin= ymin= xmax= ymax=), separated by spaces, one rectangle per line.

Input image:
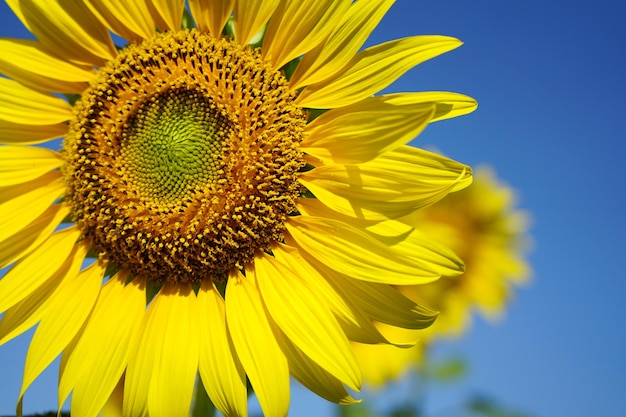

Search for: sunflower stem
xmin=192 ymin=377 xmax=216 ymax=417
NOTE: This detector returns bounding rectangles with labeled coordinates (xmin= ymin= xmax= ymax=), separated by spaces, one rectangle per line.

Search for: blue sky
xmin=1 ymin=1 xmax=625 ymax=417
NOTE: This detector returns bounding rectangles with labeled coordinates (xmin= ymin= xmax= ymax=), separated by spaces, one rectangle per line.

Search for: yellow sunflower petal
xmin=0 ymin=171 xmax=65 ymax=243
xmin=197 ymin=281 xmax=247 ymax=417
xmin=271 ymin=243 xmax=358 ymax=328
xmin=296 ymin=197 xmax=464 ymax=278
xmin=101 ymin=379 xmax=125 ymax=417
xmin=85 ymin=0 xmax=157 ymax=41
xmin=255 ymin=250 xmax=361 ymax=390
xmin=303 ymin=92 xmax=477 ymax=165
xmin=6 ymin=0 xmax=116 ymax=66
xmin=0 ymin=78 xmax=73 ymax=125
xmin=127 ymin=284 xmax=199 ymax=417
xmin=58 ymin=331 xmax=80 ymax=411
xmin=233 ymin=0 xmax=280 ymax=45
xmin=365 ymin=220 xmax=465 ymax=277
xmin=0 ymin=204 xmax=69 ymax=269
xmin=188 ymin=0 xmax=234 ymax=36
xmin=18 ymin=243 xmax=94 ymax=402
xmin=299 ymin=146 xmax=472 ymax=221
xmin=277 ymin=332 xmax=360 ymax=405
xmin=271 ymin=243 xmax=407 ymax=346
xmin=422 ymin=91 xmax=479 ymax=122
xmin=0 ymin=146 xmax=62 ymax=187
xmin=289 ymin=0 xmax=394 ymax=89
xmin=286 ymin=216 xmax=439 ymax=285
xmin=297 ymin=36 xmax=462 ymax=109
xmin=123 ymin=283 xmax=204 ymax=417
xmin=303 ymin=98 xmax=434 ymax=165
xmin=225 ymin=267 xmax=290 ymax=417
xmin=151 ymin=0 xmax=185 ymax=32
xmin=262 ymin=0 xmax=349 ymax=70
xmin=0 ymin=276 xmax=59 ymax=348
xmin=338 ymin=310 xmax=413 ymax=347
xmin=0 ymin=119 xmax=67 ymax=145
xmin=0 ymin=39 xmax=94 ymax=93
xmin=352 ymin=323 xmax=423 ymax=386
xmin=62 ymin=272 xmax=145 ymax=417
xmin=0 ymin=226 xmax=80 ymax=315
xmin=0 ymin=239 xmax=80 ymax=346
xmin=332 ymin=277 xmax=437 ymax=330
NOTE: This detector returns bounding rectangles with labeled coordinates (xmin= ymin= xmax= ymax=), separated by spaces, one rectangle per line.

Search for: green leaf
xmin=390 ymin=404 xmax=422 ymax=417
xmin=466 ymin=395 xmax=533 ymax=417
xmin=426 ymin=356 xmax=467 ymax=382
xmin=338 ymin=403 xmax=376 ymax=417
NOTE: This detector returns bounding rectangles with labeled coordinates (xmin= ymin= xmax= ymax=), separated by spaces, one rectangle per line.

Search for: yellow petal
xmin=0 ymin=226 xmax=80 ymax=315
xmin=0 ymin=203 xmax=69 ymax=269
xmin=352 ymin=323 xmax=423 ymax=386
xmin=0 ymin=78 xmax=73 ymax=125
xmin=296 ymin=197 xmax=464 ymax=279
xmin=85 ymin=0 xmax=157 ymax=41
xmin=297 ymin=36 xmax=463 ymax=109
xmin=299 ymin=146 xmax=472 ymax=221
xmin=62 ymin=272 xmax=145 ymax=417
xmin=6 ymin=0 xmax=116 ymax=66
xmin=271 ymin=243 xmax=359 ymax=329
xmin=0 ymin=171 xmax=65 ymax=243
xmin=277 ymin=332 xmax=360 ymax=405
xmin=286 ymin=216 xmax=440 ymax=285
xmin=197 ymin=281 xmax=247 ymax=417
xmin=0 ymin=274 xmax=59 ymax=347
xmin=422 ymin=91 xmax=479 ymax=122
xmin=101 ymin=379 xmax=125 ymax=417
xmin=225 ymin=267 xmax=290 ymax=417
xmin=290 ymin=0 xmax=394 ymax=89
xmin=0 ymin=119 xmax=67 ymax=145
xmin=332 ymin=277 xmax=437 ymax=330
xmin=274 ymin=237 xmax=420 ymax=346
xmin=19 ymin=244 xmax=95 ymax=401
xmin=303 ymin=98 xmax=434 ymax=165
xmin=58 ymin=330 xmax=80 ymax=410
xmin=320 ymin=270 xmax=417 ymax=348
xmin=233 ymin=0 xmax=280 ymax=45
xmin=0 ymin=145 xmax=62 ymax=187
xmin=255 ymin=250 xmax=361 ymax=390
xmin=146 ymin=285 xmax=199 ymax=417
xmin=262 ymin=0 xmax=349 ymax=70
xmin=0 ymin=238 xmax=81 ymax=346
xmin=365 ymin=220 xmax=465 ymax=277
xmin=123 ymin=284 xmax=201 ymax=417
xmin=188 ymin=0 xmax=234 ymax=36
xmin=151 ymin=0 xmax=185 ymax=32
xmin=0 ymin=39 xmax=94 ymax=93
xmin=271 ymin=242 xmax=405 ymax=345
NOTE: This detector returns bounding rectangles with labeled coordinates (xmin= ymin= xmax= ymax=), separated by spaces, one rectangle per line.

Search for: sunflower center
xmin=122 ymin=89 xmax=228 ymax=205
xmin=63 ymin=30 xmax=306 ymax=284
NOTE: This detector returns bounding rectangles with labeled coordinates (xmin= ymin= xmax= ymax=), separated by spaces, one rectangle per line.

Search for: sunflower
xmin=352 ymin=167 xmax=531 ymax=386
xmin=0 ymin=1 xmax=477 ymax=416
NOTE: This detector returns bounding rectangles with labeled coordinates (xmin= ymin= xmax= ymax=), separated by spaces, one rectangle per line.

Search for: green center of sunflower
xmin=63 ymin=30 xmax=306 ymax=284
xmin=122 ymin=89 xmax=229 ymax=205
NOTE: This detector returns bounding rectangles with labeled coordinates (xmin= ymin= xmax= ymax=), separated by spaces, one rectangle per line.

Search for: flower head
xmin=0 ymin=1 xmax=477 ymax=416
xmin=352 ymin=167 xmax=531 ymax=386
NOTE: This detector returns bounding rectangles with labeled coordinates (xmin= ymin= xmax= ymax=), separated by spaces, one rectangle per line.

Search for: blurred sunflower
xmin=0 ymin=1 xmax=477 ymax=416
xmin=352 ymin=167 xmax=531 ymax=386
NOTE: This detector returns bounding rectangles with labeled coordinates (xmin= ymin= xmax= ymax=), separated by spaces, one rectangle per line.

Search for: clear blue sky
xmin=1 ymin=1 xmax=625 ymax=416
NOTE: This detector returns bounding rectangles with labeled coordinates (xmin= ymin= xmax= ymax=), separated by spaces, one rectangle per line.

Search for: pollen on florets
xmin=63 ymin=30 xmax=306 ymax=283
